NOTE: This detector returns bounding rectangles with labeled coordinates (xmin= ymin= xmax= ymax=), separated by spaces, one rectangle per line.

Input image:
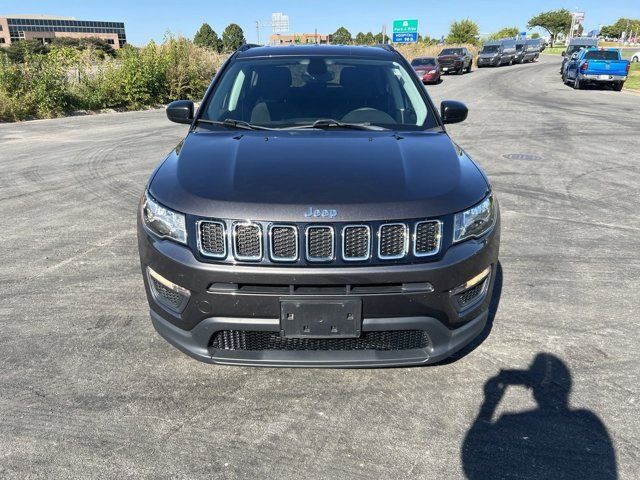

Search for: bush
xmin=0 ymin=35 xmax=224 ymax=121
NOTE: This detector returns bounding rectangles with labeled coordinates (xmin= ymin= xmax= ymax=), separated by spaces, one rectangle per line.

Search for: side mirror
xmin=561 ymin=50 xmax=566 ymax=57
xmin=166 ymin=100 xmax=194 ymax=124
xmin=441 ymin=100 xmax=468 ymax=125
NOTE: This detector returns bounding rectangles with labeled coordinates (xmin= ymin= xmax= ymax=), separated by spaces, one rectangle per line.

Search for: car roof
xmin=235 ymin=44 xmax=398 ymax=60
xmin=412 ymin=56 xmax=436 ymax=60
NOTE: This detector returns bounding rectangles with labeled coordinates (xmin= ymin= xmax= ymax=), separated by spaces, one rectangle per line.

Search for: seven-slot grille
xmin=233 ymin=223 xmax=262 ymax=261
xmin=196 ymin=220 xmax=443 ymax=263
xmin=414 ymin=220 xmax=442 ymax=256
xmin=306 ymin=226 xmax=334 ymax=261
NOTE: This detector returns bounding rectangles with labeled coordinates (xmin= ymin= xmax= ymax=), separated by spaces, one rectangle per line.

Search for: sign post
xmin=392 ymin=19 xmax=418 ymax=44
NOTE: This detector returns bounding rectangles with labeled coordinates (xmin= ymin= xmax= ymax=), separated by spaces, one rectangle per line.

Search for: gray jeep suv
xmin=138 ymin=44 xmax=500 ymax=367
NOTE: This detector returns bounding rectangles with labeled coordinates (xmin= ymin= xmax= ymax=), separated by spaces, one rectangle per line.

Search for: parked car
xmin=138 ymin=44 xmax=500 ymax=367
xmin=411 ymin=57 xmax=441 ymax=84
xmin=560 ymin=37 xmax=598 ymax=74
xmin=514 ymin=40 xmax=527 ymax=63
xmin=515 ymin=40 xmax=540 ymax=63
xmin=524 ymin=39 xmax=541 ymax=62
xmin=563 ymin=48 xmax=630 ymax=91
xmin=538 ymin=38 xmax=547 ymax=52
xmin=437 ymin=47 xmax=473 ymax=74
xmin=477 ymin=39 xmax=516 ymax=67
xmin=632 ymin=52 xmax=639 ymax=62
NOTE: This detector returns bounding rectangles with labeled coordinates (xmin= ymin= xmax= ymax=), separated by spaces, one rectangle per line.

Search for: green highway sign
xmin=393 ymin=19 xmax=418 ymax=34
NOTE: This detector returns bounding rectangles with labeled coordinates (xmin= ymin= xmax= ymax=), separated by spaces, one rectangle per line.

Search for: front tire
xmin=613 ymin=82 xmax=624 ymax=91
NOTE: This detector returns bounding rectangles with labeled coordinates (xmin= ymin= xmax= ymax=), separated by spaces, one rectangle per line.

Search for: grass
xmin=543 ymin=47 xmax=565 ymax=55
xmin=626 ymin=63 xmax=640 ymax=91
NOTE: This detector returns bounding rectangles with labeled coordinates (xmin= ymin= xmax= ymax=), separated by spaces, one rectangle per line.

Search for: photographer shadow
xmin=462 ymin=353 xmax=617 ymax=479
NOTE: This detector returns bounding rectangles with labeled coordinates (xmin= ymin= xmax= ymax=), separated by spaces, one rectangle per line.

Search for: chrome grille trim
xmin=232 ymin=222 xmax=263 ymax=261
xmin=413 ymin=220 xmax=442 ymax=257
xmin=268 ymin=225 xmax=299 ymax=262
xmin=377 ymin=223 xmax=409 ymax=260
xmin=305 ymin=226 xmax=335 ymax=262
xmin=342 ymin=225 xmax=371 ymax=261
xmin=196 ymin=220 xmax=227 ymax=259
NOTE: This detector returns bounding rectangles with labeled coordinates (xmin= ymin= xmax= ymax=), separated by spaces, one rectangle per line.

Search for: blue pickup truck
xmin=563 ymin=48 xmax=630 ymax=91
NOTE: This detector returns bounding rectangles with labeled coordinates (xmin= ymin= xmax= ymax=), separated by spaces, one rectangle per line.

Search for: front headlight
xmin=453 ymin=195 xmax=496 ymax=243
xmin=142 ymin=192 xmax=187 ymax=244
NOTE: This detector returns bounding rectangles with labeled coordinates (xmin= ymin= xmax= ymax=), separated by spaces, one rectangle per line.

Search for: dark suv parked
xmin=138 ymin=44 xmax=500 ymax=367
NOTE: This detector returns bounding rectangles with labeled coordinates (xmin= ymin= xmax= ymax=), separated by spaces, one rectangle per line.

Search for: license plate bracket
xmin=280 ymin=299 xmax=362 ymax=339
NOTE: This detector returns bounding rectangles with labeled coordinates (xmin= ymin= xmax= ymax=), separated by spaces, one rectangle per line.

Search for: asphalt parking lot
xmin=1 ymin=54 xmax=639 ymax=479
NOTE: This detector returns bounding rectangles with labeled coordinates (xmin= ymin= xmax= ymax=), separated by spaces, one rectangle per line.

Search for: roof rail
xmin=374 ymin=43 xmax=395 ymax=52
xmin=237 ymin=44 xmax=261 ymax=52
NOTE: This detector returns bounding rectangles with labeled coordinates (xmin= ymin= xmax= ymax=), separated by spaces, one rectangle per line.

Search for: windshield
xmin=567 ymin=45 xmax=592 ymax=55
xmin=201 ymin=56 xmax=436 ymax=130
xmin=481 ymin=46 xmax=499 ymax=54
xmin=440 ymin=48 xmax=463 ymax=56
xmin=411 ymin=58 xmax=436 ymax=67
xmin=584 ymin=50 xmax=619 ymax=60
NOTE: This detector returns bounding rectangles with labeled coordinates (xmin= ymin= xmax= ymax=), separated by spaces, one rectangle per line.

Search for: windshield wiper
xmin=195 ymin=118 xmax=274 ymax=130
xmin=293 ymin=119 xmax=389 ymax=131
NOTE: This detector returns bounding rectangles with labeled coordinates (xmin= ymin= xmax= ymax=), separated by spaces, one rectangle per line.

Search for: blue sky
xmin=4 ymin=0 xmax=639 ymax=45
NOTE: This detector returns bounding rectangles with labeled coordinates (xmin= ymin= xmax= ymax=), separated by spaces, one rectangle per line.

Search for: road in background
xmin=0 ymin=55 xmax=638 ymax=478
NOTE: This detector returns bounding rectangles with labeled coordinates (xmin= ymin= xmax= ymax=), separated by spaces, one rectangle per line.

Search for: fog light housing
xmin=451 ymin=266 xmax=491 ymax=311
xmin=147 ymin=267 xmax=190 ymax=313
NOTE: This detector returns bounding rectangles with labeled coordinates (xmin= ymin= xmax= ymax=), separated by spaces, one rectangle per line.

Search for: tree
xmin=332 ymin=27 xmax=352 ymax=44
xmin=446 ymin=19 xmax=479 ymax=45
xmin=194 ymin=23 xmax=222 ymax=52
xmin=599 ymin=18 xmax=640 ymax=39
xmin=222 ymin=23 xmax=245 ymax=52
xmin=5 ymin=40 xmax=50 ymax=63
xmin=527 ymin=9 xmax=571 ymax=47
xmin=531 ymin=33 xmax=541 ymax=39
xmin=50 ymin=37 xmax=115 ymax=57
xmin=355 ymin=32 xmax=366 ymax=45
xmin=490 ymin=27 xmax=519 ymax=40
xmin=364 ymin=32 xmax=375 ymax=45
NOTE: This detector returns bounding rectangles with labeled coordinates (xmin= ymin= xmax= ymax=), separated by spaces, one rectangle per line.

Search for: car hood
xmin=149 ymin=130 xmax=489 ymax=222
xmin=438 ymin=55 xmax=462 ymax=61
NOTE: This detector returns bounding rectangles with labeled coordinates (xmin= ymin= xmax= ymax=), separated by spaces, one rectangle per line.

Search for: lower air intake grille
xmin=306 ymin=227 xmax=334 ymax=261
xmin=211 ymin=330 xmax=430 ymax=351
xmin=199 ymin=221 xmax=225 ymax=257
xmin=234 ymin=223 xmax=262 ymax=260
xmin=379 ymin=224 xmax=408 ymax=259
xmin=414 ymin=221 xmax=441 ymax=256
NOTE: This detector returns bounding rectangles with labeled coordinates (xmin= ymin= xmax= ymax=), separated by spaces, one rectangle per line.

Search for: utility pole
xmin=256 ymin=21 xmax=260 ymax=45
